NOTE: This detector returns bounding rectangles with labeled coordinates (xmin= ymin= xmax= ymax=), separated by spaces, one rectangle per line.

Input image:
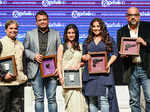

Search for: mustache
xmin=131 ymin=18 xmax=136 ymax=21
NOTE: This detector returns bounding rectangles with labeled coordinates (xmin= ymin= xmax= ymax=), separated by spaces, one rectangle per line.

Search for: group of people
xmin=0 ymin=6 xmax=150 ymax=112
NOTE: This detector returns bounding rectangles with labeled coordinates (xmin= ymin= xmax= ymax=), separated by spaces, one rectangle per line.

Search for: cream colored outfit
xmin=62 ymin=46 xmax=88 ymax=112
xmin=0 ymin=36 xmax=27 ymax=85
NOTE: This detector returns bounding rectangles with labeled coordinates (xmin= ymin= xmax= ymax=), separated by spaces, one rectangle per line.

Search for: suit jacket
xmin=113 ymin=21 xmax=150 ymax=84
xmin=24 ymin=28 xmax=61 ymax=79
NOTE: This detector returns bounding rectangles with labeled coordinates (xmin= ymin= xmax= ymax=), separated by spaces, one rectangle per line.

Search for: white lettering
xmin=49 ymin=22 xmax=65 ymax=27
xmin=72 ymin=11 xmax=95 ymax=19
xmin=42 ymin=0 xmax=65 ymax=7
xmin=101 ymin=0 xmax=125 ymax=7
xmin=12 ymin=11 xmax=35 ymax=18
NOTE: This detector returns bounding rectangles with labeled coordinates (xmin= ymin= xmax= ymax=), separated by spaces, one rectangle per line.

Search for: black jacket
xmin=113 ymin=21 xmax=150 ymax=84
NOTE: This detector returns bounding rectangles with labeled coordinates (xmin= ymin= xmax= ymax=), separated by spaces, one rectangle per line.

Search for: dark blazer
xmin=113 ymin=21 xmax=150 ymax=84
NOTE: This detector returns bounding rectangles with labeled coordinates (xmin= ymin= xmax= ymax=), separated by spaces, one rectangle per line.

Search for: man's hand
xmin=34 ymin=54 xmax=43 ymax=63
xmin=137 ymin=37 xmax=147 ymax=46
xmin=4 ymin=72 xmax=14 ymax=81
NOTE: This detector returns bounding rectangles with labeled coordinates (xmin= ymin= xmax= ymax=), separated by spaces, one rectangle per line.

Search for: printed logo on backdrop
xmin=101 ymin=0 xmax=125 ymax=7
xmin=17 ymin=33 xmax=26 ymax=39
xmin=42 ymin=0 xmax=65 ymax=7
xmin=72 ymin=11 xmax=95 ymax=19
xmin=140 ymin=11 xmax=150 ymax=16
xmin=12 ymin=11 xmax=35 ymax=18
xmin=0 ymin=0 xmax=7 ymax=5
xmin=79 ymin=33 xmax=88 ymax=42
xmin=49 ymin=22 xmax=65 ymax=27
xmin=105 ymin=22 xmax=123 ymax=27
xmin=80 ymin=34 xmax=88 ymax=39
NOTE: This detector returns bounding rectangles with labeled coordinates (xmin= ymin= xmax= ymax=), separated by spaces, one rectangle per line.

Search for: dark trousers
xmin=0 ymin=84 xmax=24 ymax=112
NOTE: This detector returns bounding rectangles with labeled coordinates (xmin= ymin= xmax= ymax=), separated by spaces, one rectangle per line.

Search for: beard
xmin=128 ymin=18 xmax=139 ymax=28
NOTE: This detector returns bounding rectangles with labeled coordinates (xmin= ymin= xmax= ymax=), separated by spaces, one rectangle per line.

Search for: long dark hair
xmin=85 ymin=18 xmax=112 ymax=52
xmin=63 ymin=24 xmax=80 ymax=51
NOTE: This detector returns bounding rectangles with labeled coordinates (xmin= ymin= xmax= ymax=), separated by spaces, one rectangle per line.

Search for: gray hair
xmin=5 ymin=20 xmax=18 ymax=30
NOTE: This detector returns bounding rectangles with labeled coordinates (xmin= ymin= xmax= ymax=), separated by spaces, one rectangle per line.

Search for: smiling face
xmin=126 ymin=7 xmax=140 ymax=28
xmin=5 ymin=23 xmax=18 ymax=40
xmin=66 ymin=28 xmax=76 ymax=42
xmin=36 ymin=14 xmax=49 ymax=30
xmin=92 ymin=21 xmax=101 ymax=36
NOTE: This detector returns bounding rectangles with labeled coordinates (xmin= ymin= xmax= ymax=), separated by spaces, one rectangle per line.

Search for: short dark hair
xmin=5 ymin=20 xmax=18 ymax=30
xmin=35 ymin=10 xmax=48 ymax=21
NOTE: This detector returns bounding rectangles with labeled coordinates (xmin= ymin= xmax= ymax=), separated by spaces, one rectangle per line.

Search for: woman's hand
xmin=59 ymin=75 xmax=64 ymax=87
xmin=74 ymin=63 xmax=80 ymax=70
xmin=106 ymin=64 xmax=110 ymax=73
xmin=82 ymin=54 xmax=91 ymax=61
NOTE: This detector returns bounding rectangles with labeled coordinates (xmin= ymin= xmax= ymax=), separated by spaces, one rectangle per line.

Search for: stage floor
xmin=24 ymin=86 xmax=131 ymax=112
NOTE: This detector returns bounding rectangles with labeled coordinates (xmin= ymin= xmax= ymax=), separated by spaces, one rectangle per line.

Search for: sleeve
xmin=82 ymin=40 xmax=88 ymax=55
xmin=142 ymin=31 xmax=150 ymax=51
xmin=56 ymin=31 xmax=62 ymax=51
xmin=141 ymin=22 xmax=150 ymax=50
xmin=111 ymin=37 xmax=118 ymax=57
xmin=23 ymin=32 xmax=36 ymax=61
xmin=117 ymin=29 xmax=122 ymax=51
xmin=0 ymin=41 xmax=8 ymax=79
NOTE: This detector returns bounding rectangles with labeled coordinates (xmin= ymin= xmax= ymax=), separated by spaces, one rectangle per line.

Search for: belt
xmin=64 ymin=70 xmax=79 ymax=72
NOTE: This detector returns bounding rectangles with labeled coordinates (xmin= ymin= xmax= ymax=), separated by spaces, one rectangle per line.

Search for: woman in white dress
xmin=57 ymin=24 xmax=88 ymax=112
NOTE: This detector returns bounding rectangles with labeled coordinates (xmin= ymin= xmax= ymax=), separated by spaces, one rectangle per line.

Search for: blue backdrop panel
xmin=0 ymin=0 xmax=150 ymax=43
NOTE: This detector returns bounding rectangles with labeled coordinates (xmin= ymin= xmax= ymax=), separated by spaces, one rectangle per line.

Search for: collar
xmin=5 ymin=36 xmax=17 ymax=43
xmin=38 ymin=28 xmax=49 ymax=33
xmin=128 ymin=24 xmax=139 ymax=32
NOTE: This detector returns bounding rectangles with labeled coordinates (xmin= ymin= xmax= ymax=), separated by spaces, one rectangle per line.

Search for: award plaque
xmin=88 ymin=52 xmax=108 ymax=74
xmin=120 ymin=37 xmax=140 ymax=55
xmin=0 ymin=55 xmax=17 ymax=79
xmin=40 ymin=55 xmax=57 ymax=78
xmin=63 ymin=69 xmax=82 ymax=89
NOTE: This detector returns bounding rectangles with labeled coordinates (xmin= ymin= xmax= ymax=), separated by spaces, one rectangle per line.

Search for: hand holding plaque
xmin=0 ymin=55 xmax=17 ymax=81
xmin=40 ymin=55 xmax=57 ymax=78
xmin=120 ymin=37 xmax=140 ymax=55
xmin=88 ymin=52 xmax=108 ymax=74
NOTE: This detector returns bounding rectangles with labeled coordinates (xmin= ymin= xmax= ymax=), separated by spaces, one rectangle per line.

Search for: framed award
xmin=88 ymin=52 xmax=108 ymax=74
xmin=0 ymin=55 xmax=17 ymax=79
xmin=120 ymin=37 xmax=140 ymax=55
xmin=40 ymin=55 xmax=57 ymax=78
xmin=63 ymin=69 xmax=82 ymax=89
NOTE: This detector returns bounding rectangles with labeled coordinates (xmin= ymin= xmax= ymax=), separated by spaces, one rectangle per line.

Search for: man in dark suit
xmin=117 ymin=7 xmax=150 ymax=112
xmin=24 ymin=11 xmax=61 ymax=112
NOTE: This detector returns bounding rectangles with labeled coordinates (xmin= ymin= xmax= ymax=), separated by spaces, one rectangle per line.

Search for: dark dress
xmin=82 ymin=37 xmax=119 ymax=112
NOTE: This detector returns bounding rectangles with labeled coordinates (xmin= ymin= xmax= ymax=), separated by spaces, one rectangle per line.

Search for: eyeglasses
xmin=127 ymin=14 xmax=140 ymax=17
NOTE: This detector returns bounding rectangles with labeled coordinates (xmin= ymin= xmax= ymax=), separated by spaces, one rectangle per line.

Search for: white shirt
xmin=128 ymin=25 xmax=142 ymax=63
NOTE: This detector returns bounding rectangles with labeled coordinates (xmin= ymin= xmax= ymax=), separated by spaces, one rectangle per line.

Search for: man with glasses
xmin=117 ymin=7 xmax=150 ymax=112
